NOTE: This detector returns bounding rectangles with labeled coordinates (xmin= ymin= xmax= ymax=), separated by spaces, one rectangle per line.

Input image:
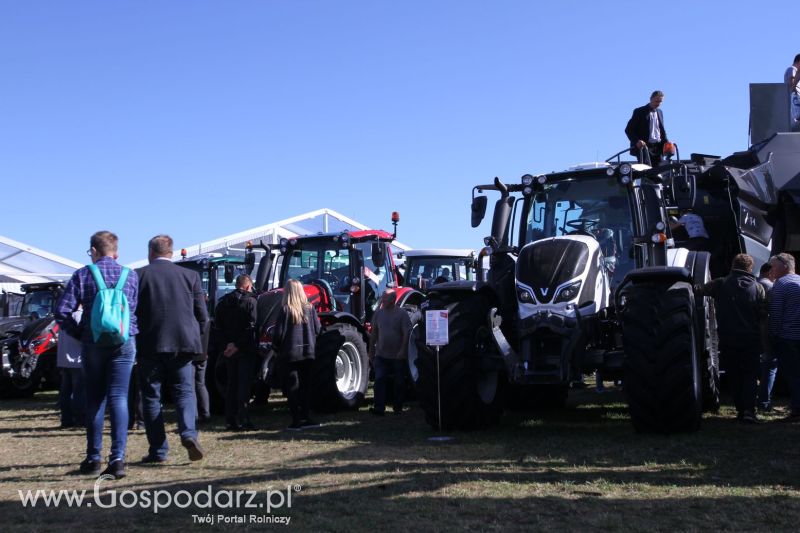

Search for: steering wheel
xmin=565 ymin=219 xmax=599 ymax=236
xmin=317 ymin=273 xmax=339 ymax=290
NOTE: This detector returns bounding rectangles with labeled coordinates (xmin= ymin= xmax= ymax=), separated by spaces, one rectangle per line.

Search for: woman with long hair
xmin=273 ymin=278 xmax=321 ymax=430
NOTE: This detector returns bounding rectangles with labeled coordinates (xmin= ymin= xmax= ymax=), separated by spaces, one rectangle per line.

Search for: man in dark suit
xmin=135 ymin=234 xmax=208 ymax=463
xmin=625 ymin=90 xmax=669 ymax=165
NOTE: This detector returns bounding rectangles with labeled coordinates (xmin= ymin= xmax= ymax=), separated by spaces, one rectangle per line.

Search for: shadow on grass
xmin=3 ymin=385 xmax=800 ymax=530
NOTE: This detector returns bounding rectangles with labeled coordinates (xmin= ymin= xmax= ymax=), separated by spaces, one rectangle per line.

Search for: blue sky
xmin=1 ymin=1 xmax=797 ymax=265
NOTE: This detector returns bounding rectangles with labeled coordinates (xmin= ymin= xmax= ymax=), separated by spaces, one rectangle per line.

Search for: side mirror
xmin=471 ymin=195 xmax=488 ymax=228
xmin=371 ymin=242 xmax=386 ymax=268
xmin=224 ymin=264 xmax=235 ymax=284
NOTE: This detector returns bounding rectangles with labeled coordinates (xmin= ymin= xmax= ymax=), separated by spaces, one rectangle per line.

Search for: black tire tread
xmin=416 ymin=291 xmax=504 ymax=430
xmin=622 ymin=281 xmax=702 ymax=433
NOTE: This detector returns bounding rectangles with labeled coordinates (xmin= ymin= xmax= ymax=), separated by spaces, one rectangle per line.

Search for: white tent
xmin=0 ymin=235 xmax=82 ymax=293
xmin=128 ymin=208 xmax=411 ymax=267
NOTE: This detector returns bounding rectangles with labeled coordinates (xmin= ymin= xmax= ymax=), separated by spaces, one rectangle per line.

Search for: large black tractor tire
xmin=312 ymin=323 xmax=369 ymax=412
xmin=700 ymin=298 xmax=721 ymax=413
xmin=250 ymin=350 xmax=276 ymax=407
xmin=5 ymin=365 xmax=44 ymax=398
xmin=416 ymin=291 xmax=505 ymax=430
xmin=507 ymin=384 xmax=568 ymax=411
xmin=690 ymin=251 xmax=721 ymax=413
xmin=401 ymin=306 xmax=423 ymax=401
xmin=622 ymin=281 xmax=702 ymax=433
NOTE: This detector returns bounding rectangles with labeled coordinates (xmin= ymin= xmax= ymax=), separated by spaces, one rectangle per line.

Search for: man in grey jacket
xmin=369 ymin=290 xmax=411 ymax=416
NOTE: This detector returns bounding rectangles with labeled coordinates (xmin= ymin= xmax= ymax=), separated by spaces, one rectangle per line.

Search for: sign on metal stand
xmin=426 ymin=309 xmax=452 ymax=442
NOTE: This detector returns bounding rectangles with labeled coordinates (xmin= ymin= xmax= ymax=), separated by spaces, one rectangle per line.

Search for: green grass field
xmin=1 ymin=386 xmax=799 ymax=532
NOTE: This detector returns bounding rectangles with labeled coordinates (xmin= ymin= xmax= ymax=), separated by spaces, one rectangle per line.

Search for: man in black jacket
xmin=136 ymin=235 xmax=208 ymax=462
xmin=625 ymin=90 xmax=669 ymax=165
xmin=696 ymin=253 xmax=768 ymax=422
xmin=215 ymin=274 xmax=258 ymax=431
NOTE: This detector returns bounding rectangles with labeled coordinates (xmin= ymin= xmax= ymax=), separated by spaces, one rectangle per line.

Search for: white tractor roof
xmin=402 ymin=248 xmax=475 ymax=258
xmin=128 ymin=208 xmax=411 ymax=268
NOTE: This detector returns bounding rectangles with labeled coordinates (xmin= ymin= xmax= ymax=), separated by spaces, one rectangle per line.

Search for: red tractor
xmin=251 ymin=217 xmax=424 ymax=411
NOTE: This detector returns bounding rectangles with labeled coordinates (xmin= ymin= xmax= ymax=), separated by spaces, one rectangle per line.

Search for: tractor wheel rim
xmin=336 ymin=341 xmax=362 ymax=399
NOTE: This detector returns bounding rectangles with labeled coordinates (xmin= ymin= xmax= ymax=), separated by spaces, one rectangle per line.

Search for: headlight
xmin=521 ymin=174 xmax=534 ymax=186
xmin=553 ymin=280 xmax=582 ymax=304
xmin=517 ymin=288 xmax=533 ymax=302
xmin=280 ymin=238 xmax=288 ymax=247
xmin=619 ymin=163 xmax=632 ymax=175
xmin=536 ymin=175 xmax=547 ymax=185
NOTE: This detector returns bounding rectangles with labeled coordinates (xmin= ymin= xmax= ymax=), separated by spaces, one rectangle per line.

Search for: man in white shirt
xmin=670 ymin=209 xmax=710 ymax=251
xmin=785 ymin=54 xmax=800 ymax=131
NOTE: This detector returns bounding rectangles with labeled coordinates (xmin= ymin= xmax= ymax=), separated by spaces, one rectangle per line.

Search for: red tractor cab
xmin=251 ymin=224 xmax=424 ymax=411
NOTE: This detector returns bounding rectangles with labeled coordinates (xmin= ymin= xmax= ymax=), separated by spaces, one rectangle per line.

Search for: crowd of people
xmin=51 ymin=229 xmax=411 ymax=480
xmin=696 ymin=252 xmax=800 ymax=423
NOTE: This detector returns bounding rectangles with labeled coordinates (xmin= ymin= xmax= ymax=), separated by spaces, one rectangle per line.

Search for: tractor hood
xmin=516 ymin=238 xmax=591 ymax=304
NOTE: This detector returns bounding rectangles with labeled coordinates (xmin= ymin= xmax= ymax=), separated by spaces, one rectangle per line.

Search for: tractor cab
xmin=398 ymin=249 xmax=477 ymax=291
xmin=175 ymin=252 xmax=254 ymax=317
xmin=269 ymin=230 xmax=399 ymax=323
xmin=250 ymin=216 xmax=424 ymax=412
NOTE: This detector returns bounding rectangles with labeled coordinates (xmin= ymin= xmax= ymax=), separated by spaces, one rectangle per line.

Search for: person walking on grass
xmin=273 ymin=278 xmax=321 ymax=430
xmin=696 ymin=253 xmax=767 ymax=423
xmin=135 ymin=234 xmax=208 ymax=464
xmin=369 ymin=289 xmax=411 ymax=416
xmin=54 ymin=231 xmax=138 ymax=479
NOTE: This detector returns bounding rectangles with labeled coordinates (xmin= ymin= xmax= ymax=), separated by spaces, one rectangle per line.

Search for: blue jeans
xmin=758 ymin=353 xmax=778 ymax=409
xmin=138 ymin=352 xmax=197 ymax=459
xmin=373 ymin=357 xmax=406 ymax=413
xmin=82 ymin=338 xmax=136 ymax=462
xmin=777 ymin=338 xmax=800 ymax=413
xmin=59 ymin=367 xmax=85 ymax=426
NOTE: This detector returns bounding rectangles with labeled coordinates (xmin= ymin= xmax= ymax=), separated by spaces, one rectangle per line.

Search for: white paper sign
xmin=425 ymin=310 xmax=449 ymax=346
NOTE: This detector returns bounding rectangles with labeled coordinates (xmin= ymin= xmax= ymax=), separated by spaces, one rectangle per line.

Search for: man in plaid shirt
xmin=55 ymin=230 xmax=138 ymax=479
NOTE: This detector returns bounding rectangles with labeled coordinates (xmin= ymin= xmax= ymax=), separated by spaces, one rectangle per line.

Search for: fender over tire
xmin=621 ymin=280 xmax=702 ymax=433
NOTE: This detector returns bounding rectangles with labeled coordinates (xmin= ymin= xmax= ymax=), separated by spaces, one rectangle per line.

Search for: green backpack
xmin=87 ymin=264 xmax=131 ymax=347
